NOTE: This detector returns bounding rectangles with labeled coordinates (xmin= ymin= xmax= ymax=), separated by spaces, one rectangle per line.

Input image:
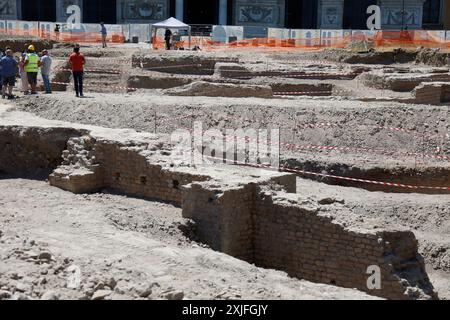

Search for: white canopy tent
xmin=150 ymin=17 xmax=191 ymax=49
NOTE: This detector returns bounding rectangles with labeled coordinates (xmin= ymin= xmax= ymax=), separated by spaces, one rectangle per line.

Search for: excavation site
xmin=1 ymin=36 xmax=450 ymax=302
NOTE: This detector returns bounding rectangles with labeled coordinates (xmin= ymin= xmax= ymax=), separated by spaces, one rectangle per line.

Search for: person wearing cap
xmin=24 ymin=44 xmax=40 ymax=94
xmin=40 ymin=49 xmax=52 ymax=94
xmin=0 ymin=49 xmax=18 ymax=99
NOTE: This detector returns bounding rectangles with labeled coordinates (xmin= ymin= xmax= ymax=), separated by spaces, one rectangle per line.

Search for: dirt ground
xmin=0 ymin=178 xmax=378 ymax=300
xmin=1 ymin=42 xmax=450 ymax=300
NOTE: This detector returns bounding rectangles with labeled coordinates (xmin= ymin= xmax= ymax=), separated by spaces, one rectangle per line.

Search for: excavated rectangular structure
xmin=0 ymin=122 xmax=437 ymax=300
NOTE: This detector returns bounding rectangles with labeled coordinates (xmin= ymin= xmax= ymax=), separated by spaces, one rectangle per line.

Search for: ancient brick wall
xmin=414 ymin=82 xmax=450 ymax=104
xmin=182 ymin=182 xmax=256 ymax=261
xmin=414 ymin=82 xmax=444 ymax=104
xmin=0 ymin=126 xmax=84 ymax=176
xmin=253 ymin=191 xmax=435 ymax=300
xmin=182 ymin=182 xmax=437 ymax=300
xmin=98 ymin=144 xmax=210 ymax=205
xmin=51 ymin=137 xmax=211 ymax=205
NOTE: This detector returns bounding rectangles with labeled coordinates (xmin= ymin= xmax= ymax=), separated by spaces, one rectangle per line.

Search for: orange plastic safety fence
xmin=3 ymin=27 xmax=448 ymax=50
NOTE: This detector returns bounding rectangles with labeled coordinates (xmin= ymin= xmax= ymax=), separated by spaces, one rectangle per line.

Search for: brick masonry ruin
xmin=0 ymin=119 xmax=438 ymax=300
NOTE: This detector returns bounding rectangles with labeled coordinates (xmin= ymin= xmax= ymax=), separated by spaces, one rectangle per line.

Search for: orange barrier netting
xmin=2 ymin=26 xmax=450 ymax=50
xmin=374 ymin=30 xmax=450 ymax=48
xmin=153 ymin=30 xmax=450 ymax=51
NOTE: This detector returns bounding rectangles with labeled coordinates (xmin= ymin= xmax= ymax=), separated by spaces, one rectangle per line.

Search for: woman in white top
xmin=18 ymin=52 xmax=29 ymax=94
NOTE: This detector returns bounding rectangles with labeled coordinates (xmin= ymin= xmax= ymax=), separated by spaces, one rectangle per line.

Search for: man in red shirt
xmin=69 ymin=46 xmax=85 ymax=97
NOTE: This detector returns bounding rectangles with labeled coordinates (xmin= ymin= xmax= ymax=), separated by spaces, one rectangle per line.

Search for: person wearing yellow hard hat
xmin=24 ymin=44 xmax=40 ymax=94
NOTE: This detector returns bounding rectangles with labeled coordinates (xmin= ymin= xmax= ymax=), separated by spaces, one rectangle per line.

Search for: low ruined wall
xmin=416 ymin=49 xmax=450 ymax=67
xmin=50 ymin=136 xmax=211 ymax=205
xmin=182 ymin=183 xmax=256 ymax=261
xmin=253 ymin=191 xmax=434 ymax=300
xmin=0 ymin=126 xmax=83 ymax=176
xmin=214 ymin=63 xmax=252 ymax=79
xmin=0 ymin=39 xmax=55 ymax=54
xmin=132 ymin=53 xmax=238 ymax=75
xmin=182 ymin=183 xmax=437 ymax=300
xmin=165 ymin=81 xmax=273 ymax=98
xmin=126 ymin=75 xmax=193 ymax=90
xmin=320 ymin=49 xmax=416 ymax=65
xmin=269 ymin=83 xmax=333 ymax=96
xmin=282 ymin=158 xmax=450 ymax=195
xmin=414 ymin=82 xmax=450 ymax=105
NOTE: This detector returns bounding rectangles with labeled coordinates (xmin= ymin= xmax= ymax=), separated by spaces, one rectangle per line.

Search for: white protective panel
xmin=320 ymin=29 xmax=351 ymax=47
xmin=0 ymin=20 xmax=6 ymax=32
xmin=6 ymin=20 xmax=39 ymax=36
xmin=290 ymin=29 xmax=321 ymax=47
xmin=267 ymin=27 xmax=289 ymax=39
xmin=130 ymin=24 xmax=151 ymax=42
xmin=212 ymin=25 xmax=244 ymax=43
xmin=412 ymin=30 xmax=446 ymax=44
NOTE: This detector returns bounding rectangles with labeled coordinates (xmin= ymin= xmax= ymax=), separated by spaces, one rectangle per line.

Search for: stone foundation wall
xmin=132 ymin=54 xmax=238 ymax=76
xmin=361 ymin=72 xmax=450 ymax=92
xmin=183 ymin=183 xmax=256 ymax=261
xmin=127 ymin=75 xmax=193 ymax=90
xmin=182 ymin=182 xmax=437 ymax=300
xmin=50 ymin=136 xmax=211 ymax=205
xmin=414 ymin=82 xmax=450 ymax=104
xmin=0 ymin=126 xmax=84 ymax=176
xmin=253 ymin=190 xmax=434 ymax=300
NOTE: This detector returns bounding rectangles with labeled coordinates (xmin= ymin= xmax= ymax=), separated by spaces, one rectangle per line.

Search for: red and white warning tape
xmin=273 ymin=91 xmax=333 ymax=96
xmin=152 ymin=114 xmax=449 ymax=162
xmin=50 ymin=81 xmax=136 ymax=92
xmin=198 ymin=154 xmax=450 ymax=191
xmin=144 ymin=64 xmax=203 ymax=70
xmin=54 ymin=67 xmax=121 ymax=74
xmin=280 ymin=165 xmax=450 ymax=191
xmin=234 ymin=73 xmax=355 ymax=80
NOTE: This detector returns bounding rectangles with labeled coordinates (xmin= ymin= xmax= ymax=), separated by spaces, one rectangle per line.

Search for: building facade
xmin=0 ymin=0 xmax=449 ymax=30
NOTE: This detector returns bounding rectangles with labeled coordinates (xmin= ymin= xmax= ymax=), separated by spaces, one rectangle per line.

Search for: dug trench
xmin=13 ymin=93 xmax=450 ymax=194
xmin=1 ymin=101 xmax=449 ymax=300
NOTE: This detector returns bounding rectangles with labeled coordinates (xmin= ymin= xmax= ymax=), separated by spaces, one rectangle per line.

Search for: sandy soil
xmin=0 ymin=178 xmax=378 ymax=300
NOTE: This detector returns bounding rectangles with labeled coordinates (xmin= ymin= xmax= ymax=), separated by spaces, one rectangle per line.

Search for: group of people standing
xmin=0 ymin=44 xmax=52 ymax=99
xmin=0 ymin=44 xmax=86 ymax=99
xmin=0 ymin=22 xmax=107 ymax=100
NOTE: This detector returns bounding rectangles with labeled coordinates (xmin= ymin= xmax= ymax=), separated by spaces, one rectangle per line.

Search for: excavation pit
xmin=1 ymin=44 xmax=450 ymax=300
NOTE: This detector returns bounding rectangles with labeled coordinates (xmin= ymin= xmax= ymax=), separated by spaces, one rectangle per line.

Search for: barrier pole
xmin=189 ymin=26 xmax=191 ymax=50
